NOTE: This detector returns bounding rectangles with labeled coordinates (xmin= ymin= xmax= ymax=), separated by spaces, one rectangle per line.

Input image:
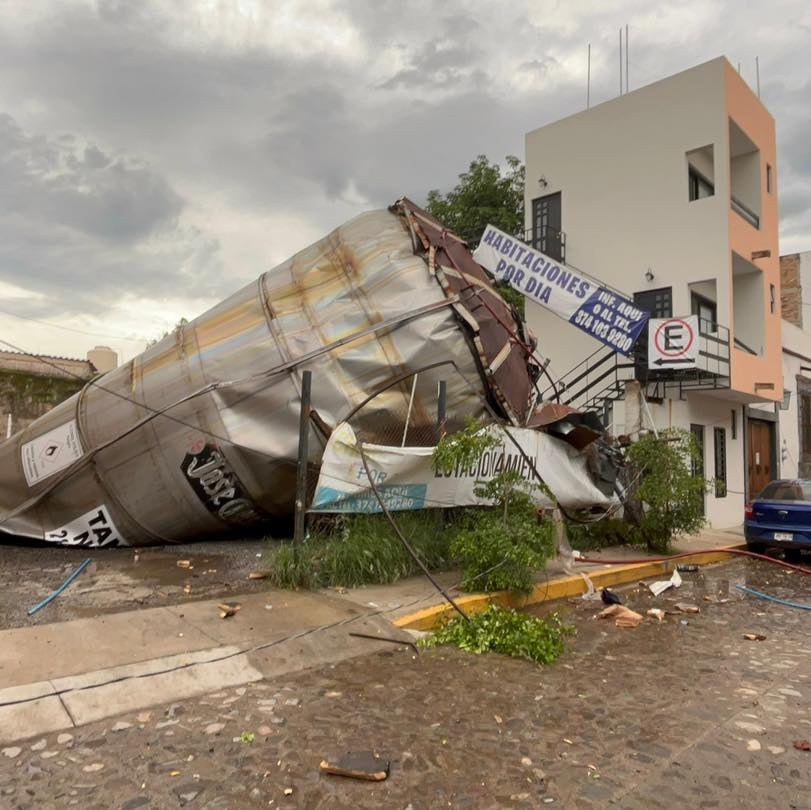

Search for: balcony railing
xmin=523 ymin=226 xmax=566 ymax=263
xmin=731 ymin=195 xmax=760 ymax=229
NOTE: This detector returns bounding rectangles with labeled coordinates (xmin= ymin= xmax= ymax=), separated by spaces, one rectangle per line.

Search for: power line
xmin=0 ymin=306 xmax=151 ymax=342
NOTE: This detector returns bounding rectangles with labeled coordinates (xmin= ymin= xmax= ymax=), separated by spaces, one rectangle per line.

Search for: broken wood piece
xmin=319 ymin=751 xmax=390 ymax=781
xmin=218 ymin=602 xmax=241 ymax=619
xmin=674 ymin=603 xmax=700 ymax=614
xmin=596 ymin=604 xmax=644 ymax=627
xmin=742 ymin=633 xmax=766 ymax=641
xmin=248 ymin=570 xmax=272 ymax=580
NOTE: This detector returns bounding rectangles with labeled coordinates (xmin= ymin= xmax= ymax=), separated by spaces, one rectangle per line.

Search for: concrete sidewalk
xmin=0 ymin=527 xmax=745 ymax=745
xmin=0 ymin=587 xmax=412 ymax=744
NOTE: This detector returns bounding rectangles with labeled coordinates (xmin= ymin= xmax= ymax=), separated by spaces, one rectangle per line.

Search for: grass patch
xmin=419 ymin=604 xmax=574 ymax=664
xmin=267 ymin=511 xmax=453 ymax=590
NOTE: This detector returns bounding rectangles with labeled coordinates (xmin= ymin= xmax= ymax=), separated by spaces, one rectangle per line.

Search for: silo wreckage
xmin=0 ymin=199 xmax=614 ymax=547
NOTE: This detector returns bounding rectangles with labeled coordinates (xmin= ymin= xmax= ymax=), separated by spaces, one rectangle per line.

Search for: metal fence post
xmin=437 ymin=379 xmax=447 ymax=435
xmin=294 ymin=370 xmax=312 ymax=547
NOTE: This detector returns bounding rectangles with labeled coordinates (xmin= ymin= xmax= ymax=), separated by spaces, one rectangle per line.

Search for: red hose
xmin=575 ymin=547 xmax=811 ymax=576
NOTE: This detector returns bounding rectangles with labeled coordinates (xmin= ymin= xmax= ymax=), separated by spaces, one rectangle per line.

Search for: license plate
xmin=773 ymin=532 xmax=793 ymax=541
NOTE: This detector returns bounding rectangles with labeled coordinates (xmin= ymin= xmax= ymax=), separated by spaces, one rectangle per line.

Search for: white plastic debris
xmin=648 ymin=568 xmax=682 ymax=597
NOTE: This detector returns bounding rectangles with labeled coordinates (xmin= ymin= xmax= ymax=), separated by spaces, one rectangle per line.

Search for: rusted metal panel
xmin=0 ymin=201 xmax=541 ymax=546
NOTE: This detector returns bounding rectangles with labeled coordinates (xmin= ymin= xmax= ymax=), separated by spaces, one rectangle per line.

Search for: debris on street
xmin=648 ymin=568 xmax=682 ymax=597
xmin=218 ymin=602 xmax=241 ymax=619
xmin=646 ymin=608 xmax=665 ymax=622
xmin=596 ymin=604 xmax=644 ymax=627
xmin=27 ymin=557 xmax=92 ymax=616
xmin=600 ymin=587 xmax=622 ymax=605
xmin=674 ymin=602 xmax=700 ymax=614
xmin=743 ymin=633 xmax=767 ymax=641
xmin=319 ymin=751 xmax=390 ymax=781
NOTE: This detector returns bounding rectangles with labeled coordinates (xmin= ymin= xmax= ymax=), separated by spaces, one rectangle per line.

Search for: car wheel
xmin=746 ymin=542 xmax=767 ymax=555
xmin=784 ymin=548 xmax=804 ymax=563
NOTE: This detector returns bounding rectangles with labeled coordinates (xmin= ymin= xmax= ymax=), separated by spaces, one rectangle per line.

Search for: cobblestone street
xmin=1 ymin=558 xmax=809 ymax=809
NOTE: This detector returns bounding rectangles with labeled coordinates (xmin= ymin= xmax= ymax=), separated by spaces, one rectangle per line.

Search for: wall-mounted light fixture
xmin=644 ymin=268 xmax=655 ymax=282
xmin=538 ymin=176 xmax=548 ymax=188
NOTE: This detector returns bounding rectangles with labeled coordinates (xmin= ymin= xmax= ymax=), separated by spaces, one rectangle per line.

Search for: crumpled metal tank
xmin=0 ymin=199 xmax=542 ymax=546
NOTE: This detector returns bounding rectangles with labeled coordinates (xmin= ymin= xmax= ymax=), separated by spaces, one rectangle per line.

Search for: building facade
xmin=524 ymin=57 xmax=782 ymax=528
xmin=0 ymin=346 xmax=117 ymax=436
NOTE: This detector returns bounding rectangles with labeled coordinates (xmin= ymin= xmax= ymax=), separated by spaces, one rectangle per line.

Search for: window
xmin=770 ymin=283 xmax=776 ymax=314
xmin=686 ymin=145 xmax=715 ymax=202
xmin=691 ymin=292 xmax=717 ymax=331
xmin=767 ymin=164 xmax=772 ymax=194
xmin=634 ymin=287 xmax=673 ymax=319
xmin=797 ymin=376 xmax=811 ymax=477
xmin=689 ymin=168 xmax=714 ymax=201
xmin=690 ymin=424 xmax=706 ymax=517
xmin=714 ymin=427 xmax=727 ymax=497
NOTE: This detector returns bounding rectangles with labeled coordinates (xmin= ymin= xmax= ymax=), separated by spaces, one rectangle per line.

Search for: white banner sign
xmin=473 ymin=224 xmax=649 ymax=355
xmin=311 ymin=423 xmax=612 ymax=514
xmin=647 ymin=315 xmax=699 ymax=370
xmin=21 ymin=419 xmax=84 ymax=486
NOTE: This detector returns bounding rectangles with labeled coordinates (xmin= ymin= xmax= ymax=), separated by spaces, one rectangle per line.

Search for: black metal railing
xmin=523 ymin=226 xmax=566 ymax=263
xmin=541 ymin=317 xmax=732 ymax=423
xmin=731 ymin=195 xmax=760 ymax=229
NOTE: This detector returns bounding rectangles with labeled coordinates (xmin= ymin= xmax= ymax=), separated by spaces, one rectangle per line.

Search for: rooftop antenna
xmin=756 ymin=56 xmax=761 ymax=97
xmin=587 ymin=43 xmax=591 ymax=109
xmin=619 ymin=27 xmax=623 ymax=95
xmin=625 ymin=24 xmax=629 ymax=93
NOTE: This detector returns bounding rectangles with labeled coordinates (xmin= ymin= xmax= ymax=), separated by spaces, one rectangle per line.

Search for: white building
xmin=523 ymin=57 xmax=782 ymax=528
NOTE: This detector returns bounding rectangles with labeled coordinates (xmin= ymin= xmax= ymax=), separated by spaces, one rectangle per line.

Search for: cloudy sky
xmin=0 ymin=0 xmax=809 ymax=363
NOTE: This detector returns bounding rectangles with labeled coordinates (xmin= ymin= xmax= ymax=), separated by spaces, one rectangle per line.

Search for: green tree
xmin=625 ymin=428 xmax=710 ymax=553
xmin=425 ymin=155 xmax=525 ymax=246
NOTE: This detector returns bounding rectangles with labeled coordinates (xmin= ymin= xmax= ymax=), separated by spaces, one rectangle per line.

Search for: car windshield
xmin=757 ymin=480 xmax=811 ymax=501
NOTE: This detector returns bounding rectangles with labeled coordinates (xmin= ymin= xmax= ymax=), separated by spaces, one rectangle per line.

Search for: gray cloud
xmin=0 ymin=0 xmax=809 ymax=332
xmin=0 ymin=112 xmax=222 ymax=316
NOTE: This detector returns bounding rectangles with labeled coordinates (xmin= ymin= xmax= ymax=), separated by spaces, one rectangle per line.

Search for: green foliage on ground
xmin=267 ymin=511 xmax=452 ymax=590
xmin=419 ymin=604 xmax=574 ymax=665
xmin=425 ymin=155 xmax=525 ymax=246
xmin=625 ymin=428 xmax=709 ymax=553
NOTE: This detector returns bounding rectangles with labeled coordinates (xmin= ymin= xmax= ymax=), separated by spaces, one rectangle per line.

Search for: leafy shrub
xmin=451 ymin=501 xmax=554 ymax=593
xmin=420 ymin=604 xmax=574 ymax=665
xmin=434 ymin=425 xmax=554 ymax=594
xmin=267 ymin=511 xmax=452 ymax=590
xmin=625 ymin=428 xmax=709 ymax=553
xmin=565 ymin=517 xmax=635 ymax=551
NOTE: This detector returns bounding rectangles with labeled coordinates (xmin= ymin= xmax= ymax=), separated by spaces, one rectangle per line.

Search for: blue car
xmin=745 ymin=479 xmax=811 ymax=559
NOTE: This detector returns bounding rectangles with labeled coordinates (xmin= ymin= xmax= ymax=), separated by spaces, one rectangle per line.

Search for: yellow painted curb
xmin=393 ymin=545 xmax=746 ymax=632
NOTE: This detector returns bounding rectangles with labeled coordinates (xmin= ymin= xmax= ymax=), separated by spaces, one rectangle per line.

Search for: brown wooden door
xmin=748 ymin=420 xmax=774 ymax=498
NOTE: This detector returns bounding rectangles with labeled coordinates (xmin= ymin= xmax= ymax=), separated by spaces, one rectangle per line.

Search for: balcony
xmin=731 ymin=195 xmax=760 ymax=229
xmin=523 ymin=225 xmax=566 ymax=263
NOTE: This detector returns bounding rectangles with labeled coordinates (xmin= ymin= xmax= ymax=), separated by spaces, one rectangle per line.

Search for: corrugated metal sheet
xmin=0 ymin=200 xmax=541 ymax=546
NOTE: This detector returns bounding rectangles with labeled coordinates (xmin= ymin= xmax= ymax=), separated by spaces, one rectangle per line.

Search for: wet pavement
xmin=0 ymin=558 xmax=809 ymax=808
xmin=0 ymin=539 xmax=275 ymax=629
